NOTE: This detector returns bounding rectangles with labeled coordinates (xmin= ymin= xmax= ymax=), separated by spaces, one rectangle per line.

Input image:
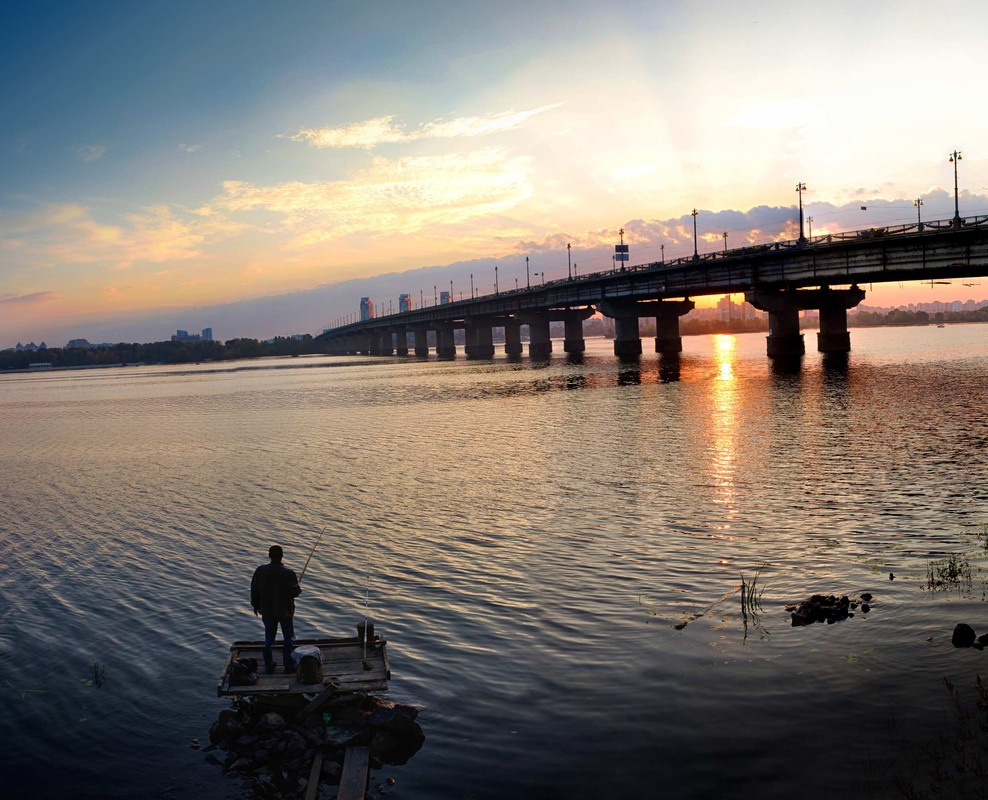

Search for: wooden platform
xmin=217 ymin=635 xmax=390 ymax=697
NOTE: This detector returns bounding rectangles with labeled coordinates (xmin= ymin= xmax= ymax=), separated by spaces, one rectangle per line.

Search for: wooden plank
xmin=295 ymin=681 xmax=340 ymax=725
xmin=304 ymin=750 xmax=324 ymax=800
xmin=337 ymin=746 xmax=370 ymax=800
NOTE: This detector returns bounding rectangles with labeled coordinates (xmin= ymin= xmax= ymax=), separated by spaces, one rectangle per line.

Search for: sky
xmin=3 ymin=0 xmax=988 ymax=348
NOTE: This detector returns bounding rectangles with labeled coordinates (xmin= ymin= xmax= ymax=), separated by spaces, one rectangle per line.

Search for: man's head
xmin=268 ymin=545 xmax=284 ymax=562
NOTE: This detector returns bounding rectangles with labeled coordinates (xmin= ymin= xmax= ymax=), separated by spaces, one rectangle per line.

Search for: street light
xmin=722 ymin=231 xmax=728 ymax=254
xmin=495 ymin=265 xmax=499 ymax=294
xmin=914 ymin=198 xmax=923 ymax=230
xmin=540 ymin=272 xmax=545 ymax=287
xmin=661 ymin=244 xmax=665 ymax=264
xmin=796 ymin=182 xmax=807 ymax=244
xmin=807 ymin=216 xmax=814 ymax=238
xmin=573 ymin=263 xmax=578 ymax=278
xmin=470 ymin=273 xmax=474 ymax=298
xmin=526 ymin=256 xmax=530 ymax=289
xmin=949 ymin=150 xmax=962 ymax=227
xmin=434 ymin=285 xmax=437 ymax=306
xmin=450 ymin=280 xmax=453 ymax=302
xmin=691 ymin=208 xmax=699 ymax=260
xmin=567 ymin=243 xmax=572 ymax=280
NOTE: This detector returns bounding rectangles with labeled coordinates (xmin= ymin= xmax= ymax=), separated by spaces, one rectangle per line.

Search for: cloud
xmin=725 ymin=98 xmax=819 ymax=130
xmin=179 ymin=143 xmax=202 ymax=153
xmin=289 ymin=105 xmax=561 ymax=149
xmin=0 ymin=202 xmax=243 ymax=271
xmin=0 ymin=290 xmax=60 ymax=306
xmin=76 ymin=144 xmax=108 ymax=162
xmin=210 ymin=148 xmax=533 ymax=246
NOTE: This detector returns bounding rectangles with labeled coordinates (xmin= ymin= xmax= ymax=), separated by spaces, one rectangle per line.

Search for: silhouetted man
xmin=251 ymin=545 xmax=302 ymax=673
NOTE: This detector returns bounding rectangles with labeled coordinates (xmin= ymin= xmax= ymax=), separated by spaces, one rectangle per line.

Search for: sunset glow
xmin=2 ymin=1 xmax=988 ymax=347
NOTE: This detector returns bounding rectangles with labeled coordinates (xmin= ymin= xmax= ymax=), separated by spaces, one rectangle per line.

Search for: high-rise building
xmin=360 ymin=297 xmax=375 ymax=321
xmin=439 ymin=291 xmax=451 ymax=305
xmin=202 ymin=327 xmax=213 ymax=341
xmin=398 ymin=293 xmax=412 ymax=313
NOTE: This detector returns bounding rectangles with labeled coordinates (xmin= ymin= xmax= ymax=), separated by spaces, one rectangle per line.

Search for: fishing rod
xmin=362 ymin=585 xmax=372 ymax=671
xmin=298 ymin=524 xmax=329 ymax=584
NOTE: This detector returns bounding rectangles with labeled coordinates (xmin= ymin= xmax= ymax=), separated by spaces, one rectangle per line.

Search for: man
xmin=251 ymin=545 xmax=302 ymax=673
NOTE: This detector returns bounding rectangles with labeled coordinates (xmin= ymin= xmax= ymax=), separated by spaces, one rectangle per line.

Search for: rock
xmin=205 ymin=752 xmax=224 ymax=766
xmin=320 ymin=760 xmax=342 ymax=784
xmin=323 ymin=727 xmax=367 ymax=747
xmin=256 ymin=712 xmax=287 ymax=733
xmin=952 ymin=623 xmax=977 ymax=648
xmin=371 ymin=714 xmax=425 ymax=766
xmin=860 ymin=592 xmax=873 ymax=602
xmin=226 ymin=757 xmax=252 ymax=773
xmin=237 ymin=733 xmax=260 ymax=748
xmin=979 ymin=633 xmax=988 ymax=646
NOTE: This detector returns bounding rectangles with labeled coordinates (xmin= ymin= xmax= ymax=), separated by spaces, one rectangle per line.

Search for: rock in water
xmin=952 ymin=623 xmax=976 ymax=648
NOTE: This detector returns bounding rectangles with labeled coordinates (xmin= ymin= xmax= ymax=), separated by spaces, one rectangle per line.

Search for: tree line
xmin=0 ymin=335 xmax=323 ymax=370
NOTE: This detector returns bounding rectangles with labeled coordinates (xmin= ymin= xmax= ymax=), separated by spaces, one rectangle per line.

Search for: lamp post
xmin=450 ymin=280 xmax=453 ymax=302
xmin=914 ymin=198 xmax=923 ymax=230
xmin=612 ymin=255 xmax=616 ymax=272
xmin=434 ymin=285 xmax=437 ymax=305
xmin=691 ymin=208 xmax=699 ymax=261
xmin=567 ymin=243 xmax=572 ymax=280
xmin=420 ymin=289 xmax=424 ymax=308
xmin=573 ymin=263 xmax=578 ymax=278
xmin=722 ymin=231 xmax=728 ymax=254
xmin=796 ymin=182 xmax=807 ymax=244
xmin=526 ymin=256 xmax=530 ymax=289
xmin=470 ymin=273 xmax=474 ymax=298
xmin=495 ymin=265 xmax=499 ymax=294
xmin=540 ymin=271 xmax=545 ymax=287
xmin=807 ymin=216 xmax=814 ymax=238
xmin=949 ymin=150 xmax=962 ymax=227
xmin=661 ymin=243 xmax=665 ymax=264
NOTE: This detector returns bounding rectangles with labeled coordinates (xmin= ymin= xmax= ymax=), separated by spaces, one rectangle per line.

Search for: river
xmin=1 ymin=324 xmax=987 ymax=799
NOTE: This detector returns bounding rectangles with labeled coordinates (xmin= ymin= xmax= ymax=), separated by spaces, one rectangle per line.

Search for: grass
xmin=926 ymin=553 xmax=973 ymax=593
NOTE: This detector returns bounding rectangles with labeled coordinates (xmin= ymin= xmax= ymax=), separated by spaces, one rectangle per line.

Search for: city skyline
xmin=3 ymin=1 xmax=988 ymax=348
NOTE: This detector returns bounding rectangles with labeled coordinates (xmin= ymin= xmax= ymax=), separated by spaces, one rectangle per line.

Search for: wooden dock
xmin=216 ymin=635 xmax=390 ymax=697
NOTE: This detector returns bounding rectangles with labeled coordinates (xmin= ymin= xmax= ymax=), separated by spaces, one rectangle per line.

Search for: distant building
xmin=171 ymin=328 xmax=213 ymax=343
xmin=360 ymin=297 xmax=374 ymax=320
xmin=29 ymin=362 xmax=53 ymax=370
xmin=15 ymin=341 xmax=46 ymax=352
xmin=398 ymin=293 xmax=412 ymax=313
xmin=439 ymin=291 xmax=451 ymax=305
xmin=66 ymin=338 xmax=91 ymax=349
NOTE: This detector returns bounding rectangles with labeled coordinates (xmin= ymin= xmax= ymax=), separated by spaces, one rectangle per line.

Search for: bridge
xmin=317 ymin=215 xmax=988 ymax=359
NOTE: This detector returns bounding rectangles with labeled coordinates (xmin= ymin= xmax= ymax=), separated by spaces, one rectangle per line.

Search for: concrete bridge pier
xmin=613 ymin=316 xmax=643 ymax=356
xmin=358 ymin=332 xmax=373 ymax=356
xmin=558 ymin=307 xmax=595 ymax=353
xmin=394 ymin=327 xmax=409 ymax=356
xmin=411 ymin=327 xmax=430 ymax=357
xmin=376 ymin=331 xmax=393 ymax=356
xmin=817 ymin=285 xmax=866 ymax=353
xmin=464 ymin=320 xmax=496 ymax=359
xmin=523 ymin=315 xmax=553 ymax=358
xmin=347 ymin=336 xmax=359 ymax=355
xmin=747 ymin=286 xmax=865 ymax=357
xmin=503 ymin=319 xmax=523 ymax=356
xmin=654 ymin=299 xmax=695 ymax=353
xmin=435 ymin=324 xmax=457 ymax=359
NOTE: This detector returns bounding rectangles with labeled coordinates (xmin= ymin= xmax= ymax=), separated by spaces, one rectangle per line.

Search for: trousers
xmin=261 ymin=615 xmax=295 ymax=669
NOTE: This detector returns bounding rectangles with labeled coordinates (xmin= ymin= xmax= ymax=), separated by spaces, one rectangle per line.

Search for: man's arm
xmin=250 ymin=567 xmax=261 ymax=615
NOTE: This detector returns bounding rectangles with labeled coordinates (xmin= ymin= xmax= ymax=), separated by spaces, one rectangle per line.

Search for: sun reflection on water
xmin=710 ymin=335 xmax=739 ymax=521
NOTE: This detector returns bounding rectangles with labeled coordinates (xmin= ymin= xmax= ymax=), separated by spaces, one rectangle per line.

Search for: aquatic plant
xmin=926 ymin=553 xmax=973 ymax=593
xmin=740 ymin=565 xmax=768 ymax=641
xmin=894 ymin=676 xmax=988 ymax=799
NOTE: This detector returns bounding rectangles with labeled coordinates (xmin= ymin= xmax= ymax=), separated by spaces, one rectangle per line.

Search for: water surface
xmin=1 ymin=324 xmax=987 ymax=799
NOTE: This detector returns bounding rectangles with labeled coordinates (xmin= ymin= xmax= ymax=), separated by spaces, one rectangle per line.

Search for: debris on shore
xmin=785 ymin=593 xmax=874 ymax=626
xmin=205 ymin=692 xmax=424 ymax=799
